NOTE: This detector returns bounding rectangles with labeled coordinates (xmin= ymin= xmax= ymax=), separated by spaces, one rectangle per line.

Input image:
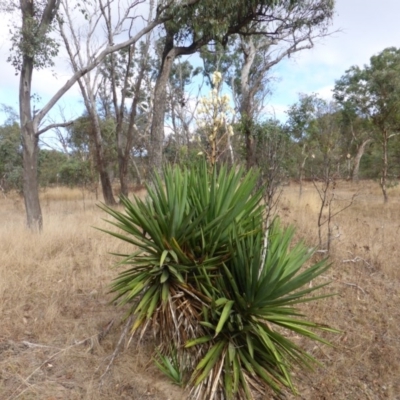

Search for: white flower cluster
xmin=212 ymin=71 xmax=222 ymax=86
xmin=195 ymin=71 xmax=236 ymax=162
xmin=197 ymin=73 xmax=234 ymax=126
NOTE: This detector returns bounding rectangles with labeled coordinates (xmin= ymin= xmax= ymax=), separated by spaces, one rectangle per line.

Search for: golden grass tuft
xmin=277 ymin=180 xmax=400 ymax=399
xmin=40 ymin=186 xmax=88 ymax=202
xmin=1 ymin=182 xmax=399 ymax=399
xmin=0 ymin=188 xmax=185 ymax=400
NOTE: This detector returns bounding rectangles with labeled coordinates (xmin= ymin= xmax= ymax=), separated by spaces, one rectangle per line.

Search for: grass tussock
xmin=0 ymin=188 xmax=185 ymax=400
xmin=0 ymin=182 xmax=399 ymax=399
xmin=277 ymin=180 xmax=400 ymax=399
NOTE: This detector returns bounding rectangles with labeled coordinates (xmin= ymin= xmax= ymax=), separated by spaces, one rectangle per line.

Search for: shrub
xmin=100 ymin=162 xmax=336 ymax=399
xmin=58 ymin=159 xmax=92 ymax=187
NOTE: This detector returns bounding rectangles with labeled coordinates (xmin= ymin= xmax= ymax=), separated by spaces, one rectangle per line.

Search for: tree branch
xmin=34 ymin=16 xmax=167 ymax=126
xmin=37 ymin=0 xmax=60 ymax=37
xmin=36 ymin=120 xmax=73 ymax=136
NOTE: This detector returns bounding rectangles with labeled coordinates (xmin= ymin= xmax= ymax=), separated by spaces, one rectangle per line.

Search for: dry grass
xmin=277 ymin=180 xmax=400 ymax=400
xmin=0 ymin=189 xmax=185 ymax=400
xmin=1 ymin=182 xmax=399 ymax=399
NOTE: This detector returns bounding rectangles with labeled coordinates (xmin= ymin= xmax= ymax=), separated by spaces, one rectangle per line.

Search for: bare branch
xmin=34 ymin=15 xmax=166 ymax=125
xmin=36 ymin=120 xmax=73 ymax=136
xmin=99 ymin=316 xmax=133 ymax=385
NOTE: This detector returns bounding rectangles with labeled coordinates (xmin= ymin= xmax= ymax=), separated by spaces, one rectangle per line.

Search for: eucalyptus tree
xmin=58 ymin=0 xmax=117 ymax=204
xmin=198 ymin=0 xmax=335 ymax=169
xmin=334 ymin=47 xmax=400 ymax=202
xmin=286 ymin=93 xmax=320 ymax=195
xmin=95 ymin=0 xmax=155 ymax=196
xmin=287 ymin=94 xmax=373 ymax=183
xmin=286 ymin=94 xmax=343 ymax=194
xmin=251 ymin=119 xmax=291 ymax=222
xmin=166 ymin=59 xmax=202 ymax=155
xmin=339 ymin=105 xmax=373 ymax=182
xmin=3 ymin=0 xmax=167 ymax=230
xmin=199 ymin=40 xmax=240 ymax=89
xmin=58 ymin=0 xmax=161 ymax=202
xmin=102 ymin=43 xmax=154 ymax=192
xmin=238 ymin=0 xmax=335 ymax=169
xmin=287 ymin=94 xmax=352 ymax=250
xmin=149 ymin=0 xmax=336 ymax=174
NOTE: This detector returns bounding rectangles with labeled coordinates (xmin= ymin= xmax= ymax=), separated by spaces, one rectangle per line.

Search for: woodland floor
xmin=0 ymin=181 xmax=399 ymax=400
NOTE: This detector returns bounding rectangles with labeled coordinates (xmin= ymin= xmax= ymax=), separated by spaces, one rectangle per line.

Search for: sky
xmin=266 ymin=0 xmax=400 ymax=120
xmin=1 ymin=0 xmax=400 ymax=126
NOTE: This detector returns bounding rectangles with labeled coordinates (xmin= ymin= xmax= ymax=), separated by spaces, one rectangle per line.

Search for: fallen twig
xmin=22 ymin=341 xmax=61 ymax=350
xmin=98 ymin=319 xmax=115 ymax=343
xmin=342 ymin=281 xmax=366 ymax=295
xmin=7 ymin=322 xmax=115 ymax=400
xmin=319 ymin=274 xmax=366 ymax=296
xmin=99 ymin=315 xmax=133 ymax=386
xmin=343 ymin=253 xmax=372 ymax=268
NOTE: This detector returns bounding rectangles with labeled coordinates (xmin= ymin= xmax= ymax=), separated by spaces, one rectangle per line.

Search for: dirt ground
xmin=1 ymin=182 xmax=399 ymax=399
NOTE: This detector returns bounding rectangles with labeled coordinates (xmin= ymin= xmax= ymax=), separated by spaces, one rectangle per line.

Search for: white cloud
xmin=315 ymin=85 xmax=334 ymax=101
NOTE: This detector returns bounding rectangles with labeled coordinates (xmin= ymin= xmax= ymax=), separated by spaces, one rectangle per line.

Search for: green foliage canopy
xmin=334 ymin=47 xmax=400 ymax=132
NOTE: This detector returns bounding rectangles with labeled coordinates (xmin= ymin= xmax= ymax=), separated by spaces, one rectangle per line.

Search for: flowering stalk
xmin=196 ymin=71 xmax=235 ymax=167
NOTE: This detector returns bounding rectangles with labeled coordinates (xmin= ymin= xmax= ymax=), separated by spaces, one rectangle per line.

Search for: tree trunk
xmin=148 ymin=53 xmax=174 ymax=174
xmin=111 ymin=54 xmax=130 ymax=198
xmin=72 ymin=72 xmax=116 ymax=205
xmin=148 ymin=33 xmax=176 ymax=176
xmin=117 ymin=43 xmax=149 ymax=197
xmin=240 ymin=37 xmax=256 ymax=170
xmin=130 ymin=154 xmax=143 ymax=185
xmin=109 ymin=44 xmax=131 ymax=198
xmin=352 ymin=138 xmax=372 ymax=182
xmin=99 ymin=166 xmax=115 ymax=205
xmin=19 ymin=43 xmax=43 ymax=230
xmin=117 ymin=86 xmax=145 ymax=196
xmin=380 ymin=130 xmax=388 ymax=203
xmin=89 ymin=110 xmax=116 ymax=205
xmin=21 ymin=123 xmax=42 ymax=231
xmin=243 ymin=116 xmax=254 ymax=170
xmin=118 ymin=150 xmax=130 ymax=197
xmin=115 ymin=90 xmax=129 ymax=198
xmin=299 ymin=146 xmax=308 ymax=198
xmin=148 ymin=27 xmax=207 ymax=176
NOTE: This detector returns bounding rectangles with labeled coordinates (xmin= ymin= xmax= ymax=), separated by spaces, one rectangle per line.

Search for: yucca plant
xmin=99 ymin=163 xmax=264 ymax=360
xmin=154 ymin=345 xmax=185 ymax=387
xmin=100 ymin=161 xmax=337 ymax=399
xmin=185 ymin=220 xmax=336 ymax=399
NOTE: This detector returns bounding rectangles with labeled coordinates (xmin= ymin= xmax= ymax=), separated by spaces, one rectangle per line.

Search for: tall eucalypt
xmin=100 ymin=161 xmax=337 ymax=399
